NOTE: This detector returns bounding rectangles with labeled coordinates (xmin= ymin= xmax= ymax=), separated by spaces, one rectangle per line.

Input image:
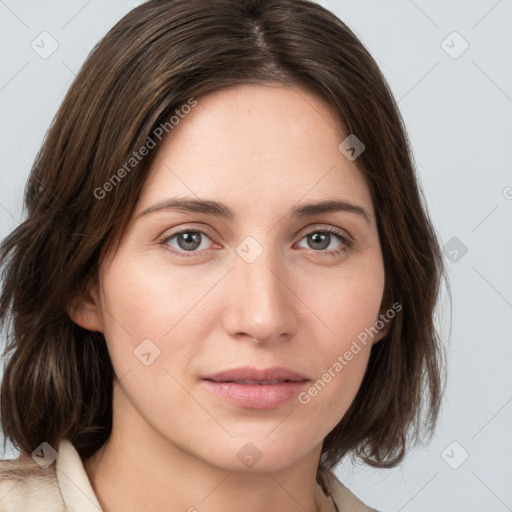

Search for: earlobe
xmin=372 ymin=318 xmax=391 ymax=344
xmin=372 ymin=299 xmax=394 ymax=345
xmin=66 ymin=283 xmax=103 ymax=333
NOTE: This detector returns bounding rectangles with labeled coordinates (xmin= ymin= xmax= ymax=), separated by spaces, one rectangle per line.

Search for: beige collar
xmin=56 ymin=439 xmax=103 ymax=512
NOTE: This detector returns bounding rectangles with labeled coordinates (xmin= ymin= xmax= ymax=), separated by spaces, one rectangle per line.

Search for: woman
xmin=0 ymin=0 xmax=445 ymax=510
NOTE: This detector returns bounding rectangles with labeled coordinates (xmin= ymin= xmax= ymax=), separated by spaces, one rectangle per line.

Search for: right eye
xmin=159 ymin=229 xmax=215 ymax=256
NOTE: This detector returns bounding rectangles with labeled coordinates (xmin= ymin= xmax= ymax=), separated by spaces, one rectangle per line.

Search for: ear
xmin=371 ymin=311 xmax=392 ymax=344
xmin=67 ymin=281 xmax=104 ymax=333
xmin=371 ymin=292 xmax=394 ymax=345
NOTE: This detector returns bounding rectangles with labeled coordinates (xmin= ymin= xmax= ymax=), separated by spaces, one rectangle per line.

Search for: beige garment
xmin=0 ymin=439 xmax=379 ymax=511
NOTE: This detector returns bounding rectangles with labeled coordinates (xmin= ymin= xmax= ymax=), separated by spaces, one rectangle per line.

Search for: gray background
xmin=1 ymin=1 xmax=511 ymax=510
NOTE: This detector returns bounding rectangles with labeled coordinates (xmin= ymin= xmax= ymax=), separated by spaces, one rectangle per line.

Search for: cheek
xmin=297 ymin=258 xmax=385 ymax=348
xmin=98 ymin=255 xmax=224 ymax=374
xmin=101 ymin=254 xmax=203 ymax=333
xmin=292 ymin=261 xmax=384 ymax=419
xmin=295 ymin=316 xmax=373 ymax=441
xmin=97 ymin=257 xmax=218 ymax=431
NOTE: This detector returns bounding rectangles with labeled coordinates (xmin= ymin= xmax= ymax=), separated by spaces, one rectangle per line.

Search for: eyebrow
xmin=137 ymin=198 xmax=371 ymax=224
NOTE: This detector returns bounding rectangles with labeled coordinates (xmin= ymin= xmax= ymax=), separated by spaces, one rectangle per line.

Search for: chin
xmin=197 ymin=434 xmax=320 ymax=474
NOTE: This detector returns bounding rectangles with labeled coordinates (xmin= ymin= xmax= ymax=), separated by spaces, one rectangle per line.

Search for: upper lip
xmin=202 ymin=366 xmax=309 ymax=383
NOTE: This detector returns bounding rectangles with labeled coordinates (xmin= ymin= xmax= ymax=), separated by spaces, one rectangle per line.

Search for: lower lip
xmin=201 ymin=380 xmax=308 ymax=409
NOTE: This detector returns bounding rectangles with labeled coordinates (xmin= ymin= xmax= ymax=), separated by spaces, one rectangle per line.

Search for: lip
xmin=201 ymin=366 xmax=310 ymax=410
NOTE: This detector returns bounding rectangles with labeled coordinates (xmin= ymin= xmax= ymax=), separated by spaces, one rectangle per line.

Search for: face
xmin=76 ymin=84 xmax=388 ymax=473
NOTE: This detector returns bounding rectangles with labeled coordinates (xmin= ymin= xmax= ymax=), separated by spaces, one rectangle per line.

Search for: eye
xmin=159 ymin=226 xmax=353 ymax=258
xmin=296 ymin=227 xmax=352 ymax=256
xmin=160 ymin=229 xmax=214 ymax=256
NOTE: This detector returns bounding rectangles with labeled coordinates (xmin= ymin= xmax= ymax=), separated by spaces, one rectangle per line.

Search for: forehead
xmin=137 ymin=84 xmax=374 ymax=219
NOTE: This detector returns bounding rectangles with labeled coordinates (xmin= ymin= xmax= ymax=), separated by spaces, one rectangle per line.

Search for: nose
xmin=221 ymin=245 xmax=298 ymax=345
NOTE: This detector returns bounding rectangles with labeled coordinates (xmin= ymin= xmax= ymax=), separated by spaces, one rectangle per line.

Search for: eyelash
xmin=158 ymin=226 xmax=353 ymax=258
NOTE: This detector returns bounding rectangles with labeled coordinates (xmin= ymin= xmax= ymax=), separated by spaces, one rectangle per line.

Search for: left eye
xmin=160 ymin=228 xmax=350 ymax=255
xmin=296 ymin=230 xmax=346 ymax=252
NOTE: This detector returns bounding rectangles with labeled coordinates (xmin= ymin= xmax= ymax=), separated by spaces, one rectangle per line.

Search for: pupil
xmin=309 ymin=232 xmax=329 ymax=250
xmin=179 ymin=232 xmax=201 ymax=250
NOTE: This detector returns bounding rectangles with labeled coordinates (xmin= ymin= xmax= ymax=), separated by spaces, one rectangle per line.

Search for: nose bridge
xmin=223 ymin=236 xmax=296 ymax=342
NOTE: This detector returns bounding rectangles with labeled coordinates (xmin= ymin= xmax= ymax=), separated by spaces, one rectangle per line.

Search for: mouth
xmin=201 ymin=366 xmax=310 ymax=409
xmin=212 ymin=379 xmax=299 ymax=385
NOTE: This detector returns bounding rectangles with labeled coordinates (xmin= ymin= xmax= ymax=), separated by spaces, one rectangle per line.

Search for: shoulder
xmin=321 ymin=469 xmax=383 ymax=512
xmin=0 ymin=453 xmax=65 ymax=511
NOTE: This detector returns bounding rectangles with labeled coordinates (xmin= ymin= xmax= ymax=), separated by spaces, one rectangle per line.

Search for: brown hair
xmin=0 ymin=0 xmax=446 ymax=476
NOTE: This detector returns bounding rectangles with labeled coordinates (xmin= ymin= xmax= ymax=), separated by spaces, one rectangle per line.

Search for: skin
xmin=70 ymin=84 xmax=390 ymax=512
